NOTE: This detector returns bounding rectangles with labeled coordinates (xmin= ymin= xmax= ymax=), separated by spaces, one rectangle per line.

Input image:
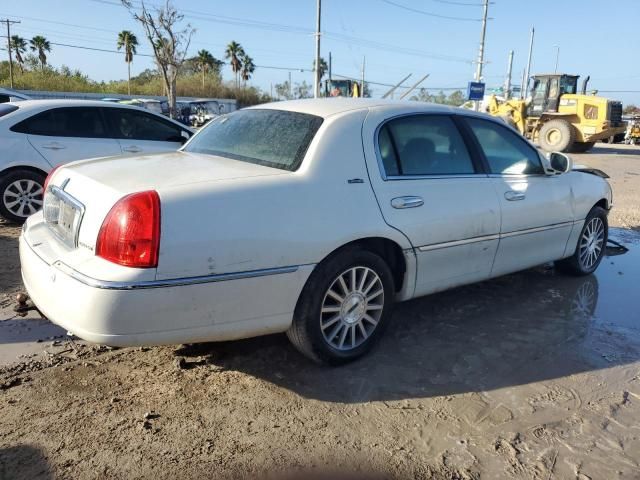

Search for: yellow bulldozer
xmin=487 ymin=74 xmax=625 ymax=153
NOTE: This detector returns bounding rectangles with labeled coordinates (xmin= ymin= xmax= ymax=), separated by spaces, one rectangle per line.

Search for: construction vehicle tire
xmin=538 ymin=119 xmax=576 ymax=152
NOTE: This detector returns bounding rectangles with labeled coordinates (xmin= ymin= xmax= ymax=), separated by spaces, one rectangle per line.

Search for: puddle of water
xmin=0 ymin=309 xmax=70 ymax=366
xmin=593 ymin=228 xmax=640 ymax=332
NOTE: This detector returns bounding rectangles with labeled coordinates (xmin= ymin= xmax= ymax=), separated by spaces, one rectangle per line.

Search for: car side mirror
xmin=547 ymin=152 xmax=573 ymax=174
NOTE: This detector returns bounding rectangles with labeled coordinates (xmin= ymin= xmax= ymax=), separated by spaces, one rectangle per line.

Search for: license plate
xmin=44 ymin=187 xmax=84 ymax=248
xmin=57 ymin=200 xmax=77 ymax=238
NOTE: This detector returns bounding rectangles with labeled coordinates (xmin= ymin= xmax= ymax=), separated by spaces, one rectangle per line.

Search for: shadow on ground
xmin=177 ymin=229 xmax=640 ymax=403
xmin=590 ymin=145 xmax=640 ymax=156
xmin=0 ymin=445 xmax=52 ymax=480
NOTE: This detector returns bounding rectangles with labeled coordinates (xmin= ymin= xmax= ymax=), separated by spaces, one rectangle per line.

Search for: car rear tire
xmin=556 ymin=206 xmax=608 ymax=276
xmin=287 ymin=247 xmax=395 ymax=364
xmin=538 ymin=119 xmax=576 ymax=152
xmin=0 ymin=169 xmax=46 ymax=224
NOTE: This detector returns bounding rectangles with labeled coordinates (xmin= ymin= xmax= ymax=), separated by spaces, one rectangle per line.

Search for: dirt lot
xmin=1 ymin=144 xmax=640 ymax=479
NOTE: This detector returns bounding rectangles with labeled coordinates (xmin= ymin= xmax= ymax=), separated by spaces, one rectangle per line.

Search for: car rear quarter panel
xmin=155 ymin=109 xmax=412 ymax=281
xmin=0 ymin=132 xmax=53 ymax=174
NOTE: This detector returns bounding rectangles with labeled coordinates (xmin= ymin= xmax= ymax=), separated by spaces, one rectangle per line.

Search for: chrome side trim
xmin=500 ymin=221 xmax=574 ymax=239
xmin=418 ymin=234 xmax=500 ymax=252
xmin=385 ymin=174 xmax=487 ymax=181
xmin=416 ymin=221 xmax=577 ymax=252
xmin=52 ymin=261 xmax=300 ymax=290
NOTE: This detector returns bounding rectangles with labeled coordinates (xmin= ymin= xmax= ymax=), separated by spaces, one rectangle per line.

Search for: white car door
xmin=362 ymin=110 xmax=501 ymax=298
xmin=17 ymin=107 xmax=121 ymax=167
xmin=103 ymin=107 xmax=187 ymax=155
xmin=462 ymin=116 xmax=574 ymax=276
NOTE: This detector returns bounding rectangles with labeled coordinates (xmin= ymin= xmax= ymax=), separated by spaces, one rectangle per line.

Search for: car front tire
xmin=287 ymin=247 xmax=395 ymax=365
xmin=0 ymin=169 xmax=46 ymax=224
xmin=556 ymin=206 xmax=608 ymax=276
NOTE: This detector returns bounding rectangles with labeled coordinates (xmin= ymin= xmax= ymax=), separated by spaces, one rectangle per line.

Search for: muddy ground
xmin=1 ymin=143 xmax=640 ymax=479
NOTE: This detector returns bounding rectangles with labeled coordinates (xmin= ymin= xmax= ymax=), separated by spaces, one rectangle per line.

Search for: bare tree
xmin=121 ymin=0 xmax=194 ymax=119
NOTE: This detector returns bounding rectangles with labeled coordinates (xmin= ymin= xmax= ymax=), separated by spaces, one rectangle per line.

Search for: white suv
xmin=0 ymin=100 xmax=193 ymax=222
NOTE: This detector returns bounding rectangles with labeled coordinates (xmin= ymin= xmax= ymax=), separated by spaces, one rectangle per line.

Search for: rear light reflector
xmin=96 ymin=191 xmax=161 ymax=268
xmin=43 ymin=165 xmax=62 ymax=194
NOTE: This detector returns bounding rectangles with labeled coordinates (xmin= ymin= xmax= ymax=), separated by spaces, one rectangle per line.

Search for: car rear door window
xmin=379 ymin=115 xmax=475 ymax=176
xmin=465 ymin=117 xmax=544 ymax=175
xmin=104 ymin=108 xmax=184 ymax=142
xmin=11 ymin=107 xmax=107 ymax=138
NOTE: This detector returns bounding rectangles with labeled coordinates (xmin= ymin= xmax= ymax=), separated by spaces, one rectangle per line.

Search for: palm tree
xmin=29 ymin=36 xmax=51 ymax=71
xmin=196 ymin=49 xmax=215 ymax=88
xmin=117 ymin=30 xmax=139 ymax=95
xmin=10 ymin=36 xmax=28 ymax=73
xmin=313 ymin=57 xmax=328 ymax=82
xmin=225 ymin=41 xmax=244 ymax=89
xmin=240 ymin=54 xmax=255 ymax=86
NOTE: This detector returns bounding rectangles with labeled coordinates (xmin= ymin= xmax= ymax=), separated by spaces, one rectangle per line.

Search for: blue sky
xmin=3 ymin=0 xmax=640 ymax=104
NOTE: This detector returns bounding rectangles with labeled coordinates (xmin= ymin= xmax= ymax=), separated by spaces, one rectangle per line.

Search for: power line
xmin=380 ymin=0 xmax=483 ymax=21
xmin=48 ymin=41 xmax=154 ymax=57
xmin=430 ymin=0 xmax=486 ymax=6
xmin=0 ymin=12 xmax=117 ymax=33
xmin=324 ymin=32 xmax=471 ymax=63
xmin=89 ymin=0 xmax=474 ymax=64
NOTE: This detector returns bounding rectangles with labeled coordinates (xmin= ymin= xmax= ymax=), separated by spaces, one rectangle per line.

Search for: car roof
xmin=11 ymin=99 xmax=151 ymax=110
xmin=2 ymin=99 xmax=194 ymax=131
xmin=249 ymin=98 xmax=465 ymax=118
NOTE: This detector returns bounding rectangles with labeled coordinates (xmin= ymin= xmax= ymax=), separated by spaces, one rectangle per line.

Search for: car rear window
xmin=10 ymin=107 xmax=107 ymax=138
xmin=0 ymin=104 xmax=19 ymax=117
xmin=184 ymin=109 xmax=324 ymax=171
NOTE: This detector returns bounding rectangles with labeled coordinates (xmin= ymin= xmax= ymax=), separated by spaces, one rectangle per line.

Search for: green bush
xmin=0 ymin=61 xmax=270 ymax=106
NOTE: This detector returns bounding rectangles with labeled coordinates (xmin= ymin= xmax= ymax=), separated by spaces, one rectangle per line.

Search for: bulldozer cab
xmin=527 ymin=74 xmax=579 ymax=117
xmin=324 ymin=79 xmax=362 ymax=98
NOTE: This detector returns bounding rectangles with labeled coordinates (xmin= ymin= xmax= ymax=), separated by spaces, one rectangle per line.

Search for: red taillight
xmin=96 ymin=191 xmax=161 ymax=268
xmin=43 ymin=165 xmax=62 ymax=194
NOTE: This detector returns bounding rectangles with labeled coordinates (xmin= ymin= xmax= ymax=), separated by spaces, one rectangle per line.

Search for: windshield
xmin=184 ymin=109 xmax=323 ymax=171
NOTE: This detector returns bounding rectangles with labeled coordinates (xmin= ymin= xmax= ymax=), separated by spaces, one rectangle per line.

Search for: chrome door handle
xmin=41 ymin=143 xmax=66 ymax=150
xmin=391 ymin=196 xmax=424 ymax=209
xmin=504 ymin=191 xmax=526 ymax=201
xmin=122 ymin=146 xmax=142 ymax=153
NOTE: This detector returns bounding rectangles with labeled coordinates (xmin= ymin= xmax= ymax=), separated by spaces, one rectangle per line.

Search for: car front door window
xmin=465 ymin=117 xmax=544 ymax=175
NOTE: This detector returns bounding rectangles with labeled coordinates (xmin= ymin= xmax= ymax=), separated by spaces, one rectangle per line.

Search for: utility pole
xmin=288 ymin=71 xmax=292 ymax=99
xmin=554 ymin=45 xmax=560 ymax=73
xmin=314 ymin=0 xmax=322 ymax=98
xmin=328 ymin=51 xmax=332 ymax=94
xmin=473 ymin=0 xmax=490 ymax=111
xmin=2 ymin=19 xmax=21 ymax=89
xmin=360 ymin=56 xmax=365 ymax=98
xmin=504 ymin=50 xmax=514 ymax=99
xmin=523 ymin=26 xmax=535 ymax=99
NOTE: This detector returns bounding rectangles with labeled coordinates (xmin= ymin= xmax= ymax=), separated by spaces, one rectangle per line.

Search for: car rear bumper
xmin=20 ymin=233 xmax=313 ymax=346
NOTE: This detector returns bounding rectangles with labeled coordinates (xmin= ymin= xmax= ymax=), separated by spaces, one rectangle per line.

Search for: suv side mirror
xmin=548 ymin=152 xmax=572 ymax=174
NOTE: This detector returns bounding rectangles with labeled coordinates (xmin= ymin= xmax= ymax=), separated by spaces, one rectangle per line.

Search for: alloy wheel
xmin=2 ymin=179 xmax=44 ymax=219
xmin=320 ymin=266 xmax=385 ymax=351
xmin=579 ymin=217 xmax=605 ymax=270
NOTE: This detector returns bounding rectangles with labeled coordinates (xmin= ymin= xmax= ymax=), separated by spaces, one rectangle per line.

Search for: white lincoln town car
xmin=20 ymin=99 xmax=612 ymax=364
